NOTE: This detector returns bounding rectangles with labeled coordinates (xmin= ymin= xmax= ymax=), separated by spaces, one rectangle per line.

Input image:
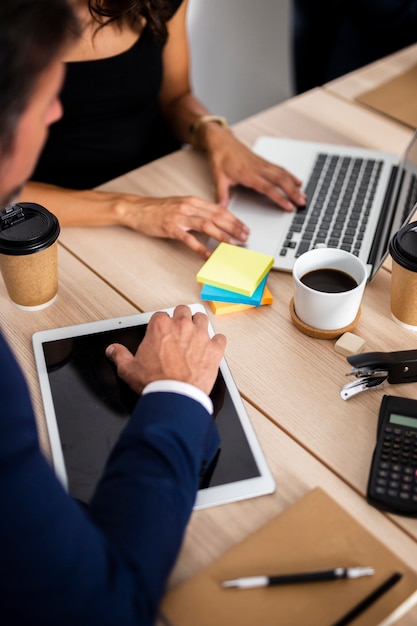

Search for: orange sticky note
xmin=209 ymin=286 xmax=273 ymax=315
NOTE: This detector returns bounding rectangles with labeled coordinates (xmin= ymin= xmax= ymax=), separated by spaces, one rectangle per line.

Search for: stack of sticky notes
xmin=196 ymin=242 xmax=274 ymax=315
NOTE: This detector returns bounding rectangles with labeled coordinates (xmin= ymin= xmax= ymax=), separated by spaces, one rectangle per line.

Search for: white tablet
xmin=32 ymin=304 xmax=275 ymax=510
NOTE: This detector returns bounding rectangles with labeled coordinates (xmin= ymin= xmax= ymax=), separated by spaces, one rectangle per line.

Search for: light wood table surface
xmin=324 ymin=42 xmax=417 ymax=107
xmin=54 ymin=88 xmax=417 ymax=622
xmin=6 ymin=87 xmax=417 ymax=623
xmin=4 ymin=250 xmax=417 ymax=626
xmin=0 ymin=246 xmax=141 ymax=458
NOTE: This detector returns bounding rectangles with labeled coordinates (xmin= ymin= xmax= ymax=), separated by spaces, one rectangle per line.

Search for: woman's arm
xmin=18 ymin=181 xmax=249 ymax=258
xmin=158 ymin=0 xmax=307 ymax=210
xmin=18 ymin=0 xmax=306 ymax=259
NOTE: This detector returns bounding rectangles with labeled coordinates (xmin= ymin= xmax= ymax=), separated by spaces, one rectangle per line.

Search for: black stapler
xmin=341 ymin=350 xmax=417 ymax=399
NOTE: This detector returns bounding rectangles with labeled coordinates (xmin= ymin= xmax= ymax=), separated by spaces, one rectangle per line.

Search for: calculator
xmin=367 ymin=394 xmax=417 ymax=517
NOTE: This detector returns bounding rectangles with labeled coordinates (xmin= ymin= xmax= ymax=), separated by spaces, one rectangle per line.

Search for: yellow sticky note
xmin=196 ymin=243 xmax=274 ymax=296
xmin=209 ymin=286 xmax=273 ymax=315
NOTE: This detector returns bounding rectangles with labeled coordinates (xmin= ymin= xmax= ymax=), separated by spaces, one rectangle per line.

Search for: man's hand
xmin=105 ymin=305 xmax=226 ymax=396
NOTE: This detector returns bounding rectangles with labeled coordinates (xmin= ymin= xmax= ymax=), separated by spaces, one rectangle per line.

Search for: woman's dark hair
xmin=88 ymin=0 xmax=173 ymax=41
xmin=0 ymin=0 xmax=80 ymax=158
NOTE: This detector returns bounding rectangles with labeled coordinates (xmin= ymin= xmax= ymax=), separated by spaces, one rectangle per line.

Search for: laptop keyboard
xmin=280 ymin=153 xmax=384 ymax=259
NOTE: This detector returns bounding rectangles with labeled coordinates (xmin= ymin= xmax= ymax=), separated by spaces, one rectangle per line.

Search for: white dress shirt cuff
xmin=141 ymin=380 xmax=214 ymax=415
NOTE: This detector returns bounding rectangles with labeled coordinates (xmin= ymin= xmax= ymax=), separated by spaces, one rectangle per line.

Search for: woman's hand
xmin=116 ymin=192 xmax=250 ymax=258
xmin=202 ymin=123 xmax=307 ymax=210
xmin=19 ymin=181 xmax=250 ymax=260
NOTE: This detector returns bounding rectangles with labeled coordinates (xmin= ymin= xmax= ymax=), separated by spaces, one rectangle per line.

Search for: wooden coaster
xmin=289 ymin=297 xmax=361 ymax=339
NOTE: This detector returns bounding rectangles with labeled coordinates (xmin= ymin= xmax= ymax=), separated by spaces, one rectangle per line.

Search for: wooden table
xmin=5 ymin=85 xmax=417 ymax=623
xmin=324 ymin=42 xmax=417 ymax=105
xmin=0 ymin=246 xmax=142 ymax=458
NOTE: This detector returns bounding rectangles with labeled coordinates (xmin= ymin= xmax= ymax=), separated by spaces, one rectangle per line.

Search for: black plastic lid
xmin=389 ymin=222 xmax=417 ymax=272
xmin=0 ymin=202 xmax=60 ymax=255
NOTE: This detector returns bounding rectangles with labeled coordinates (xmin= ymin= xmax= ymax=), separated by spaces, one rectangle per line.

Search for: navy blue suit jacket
xmin=0 ymin=332 xmax=220 ymax=625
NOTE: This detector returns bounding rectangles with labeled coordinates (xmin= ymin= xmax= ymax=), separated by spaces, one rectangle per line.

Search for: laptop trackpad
xmin=227 ymin=187 xmax=291 ymax=257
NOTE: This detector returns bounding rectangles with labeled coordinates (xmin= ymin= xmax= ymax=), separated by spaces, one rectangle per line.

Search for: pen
xmin=221 ymin=566 xmax=375 ymax=589
xmin=331 ymin=571 xmax=403 ymax=626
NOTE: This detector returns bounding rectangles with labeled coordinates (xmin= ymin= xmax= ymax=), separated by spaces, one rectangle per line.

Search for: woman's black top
xmin=32 ymin=0 xmax=183 ymax=189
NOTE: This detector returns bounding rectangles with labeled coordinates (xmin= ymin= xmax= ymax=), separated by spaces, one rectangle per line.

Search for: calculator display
xmin=389 ymin=413 xmax=417 ymax=428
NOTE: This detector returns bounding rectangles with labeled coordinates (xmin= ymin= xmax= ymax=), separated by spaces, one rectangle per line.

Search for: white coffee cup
xmin=292 ymin=248 xmax=368 ymax=331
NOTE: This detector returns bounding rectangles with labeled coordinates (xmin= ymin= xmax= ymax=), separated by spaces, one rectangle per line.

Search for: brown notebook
xmin=356 ymin=64 xmax=417 ymax=129
xmin=160 ymin=488 xmax=417 ymax=626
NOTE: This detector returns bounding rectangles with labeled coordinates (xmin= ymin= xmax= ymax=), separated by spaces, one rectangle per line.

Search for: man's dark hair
xmin=0 ymin=0 xmax=79 ymax=157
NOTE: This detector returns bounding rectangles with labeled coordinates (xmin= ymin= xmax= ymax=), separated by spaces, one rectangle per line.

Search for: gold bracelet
xmin=188 ymin=115 xmax=228 ymax=149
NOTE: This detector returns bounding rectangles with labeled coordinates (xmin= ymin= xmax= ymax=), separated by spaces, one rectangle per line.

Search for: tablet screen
xmin=33 ymin=305 xmax=275 ymax=509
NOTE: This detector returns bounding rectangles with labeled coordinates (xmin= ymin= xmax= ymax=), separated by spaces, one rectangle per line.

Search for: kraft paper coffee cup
xmin=0 ymin=202 xmax=60 ymax=310
xmin=389 ymin=221 xmax=417 ymax=330
xmin=292 ymin=248 xmax=368 ymax=331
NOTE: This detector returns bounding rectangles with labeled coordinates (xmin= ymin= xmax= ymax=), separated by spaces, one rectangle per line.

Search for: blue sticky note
xmin=200 ymin=275 xmax=268 ymax=306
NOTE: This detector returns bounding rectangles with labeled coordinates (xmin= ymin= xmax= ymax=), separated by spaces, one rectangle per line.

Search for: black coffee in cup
xmin=300 ymin=268 xmax=358 ymax=293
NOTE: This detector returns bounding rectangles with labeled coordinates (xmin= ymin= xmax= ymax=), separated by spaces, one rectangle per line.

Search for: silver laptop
xmin=228 ymin=132 xmax=417 ymax=280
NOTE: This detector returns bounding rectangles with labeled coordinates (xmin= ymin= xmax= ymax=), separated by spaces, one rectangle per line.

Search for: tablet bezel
xmin=32 ymin=303 xmax=275 ymax=509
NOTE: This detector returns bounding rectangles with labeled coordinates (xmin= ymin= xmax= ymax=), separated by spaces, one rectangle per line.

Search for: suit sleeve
xmin=0 ymin=332 xmax=220 ymax=625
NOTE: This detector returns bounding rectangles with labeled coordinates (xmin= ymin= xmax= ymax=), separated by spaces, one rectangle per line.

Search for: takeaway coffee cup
xmin=0 ymin=202 xmax=60 ymax=310
xmin=389 ymin=221 xmax=417 ymax=330
xmin=292 ymin=248 xmax=368 ymax=331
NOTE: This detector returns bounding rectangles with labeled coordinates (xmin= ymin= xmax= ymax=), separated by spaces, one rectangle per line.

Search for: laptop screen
xmin=369 ymin=129 xmax=417 ymax=279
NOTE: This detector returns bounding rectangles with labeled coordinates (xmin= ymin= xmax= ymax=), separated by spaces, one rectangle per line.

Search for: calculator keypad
xmin=373 ymin=426 xmax=417 ymax=508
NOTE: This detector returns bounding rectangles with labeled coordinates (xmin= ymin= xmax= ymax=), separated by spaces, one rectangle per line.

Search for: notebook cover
xmin=208 ymin=285 xmax=273 ymax=315
xmin=196 ymin=243 xmax=274 ymax=296
xmin=200 ymin=275 xmax=268 ymax=305
xmin=160 ymin=488 xmax=417 ymax=626
xmin=356 ymin=64 xmax=417 ymax=129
